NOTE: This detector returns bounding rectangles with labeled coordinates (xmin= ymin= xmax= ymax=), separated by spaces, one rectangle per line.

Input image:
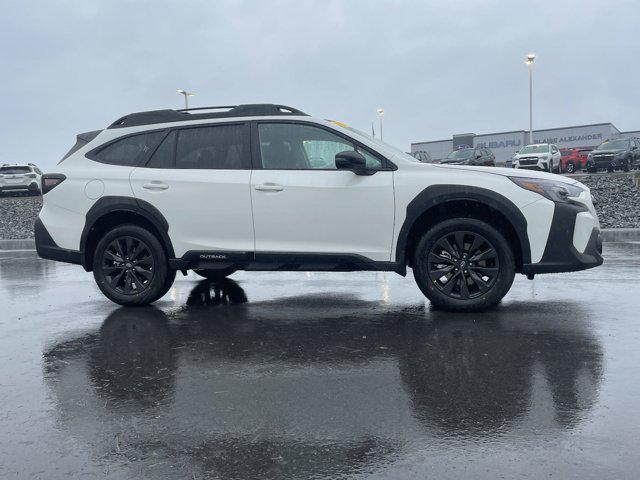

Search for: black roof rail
xmin=108 ymin=104 xmax=308 ymax=129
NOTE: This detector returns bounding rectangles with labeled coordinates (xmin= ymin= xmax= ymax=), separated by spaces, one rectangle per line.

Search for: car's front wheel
xmin=412 ymin=218 xmax=516 ymax=311
xmin=93 ymin=224 xmax=172 ymax=306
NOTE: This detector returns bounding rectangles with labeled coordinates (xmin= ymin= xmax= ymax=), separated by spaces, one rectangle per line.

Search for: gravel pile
xmin=0 ymin=195 xmax=42 ymax=239
xmin=574 ymin=174 xmax=640 ymax=229
xmin=0 ymin=174 xmax=638 ymax=239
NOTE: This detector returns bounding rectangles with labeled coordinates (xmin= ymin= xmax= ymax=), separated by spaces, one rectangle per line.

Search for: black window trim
xmin=250 ymin=119 xmax=397 ymax=172
xmin=142 ymin=121 xmax=252 ymax=170
xmin=85 ymin=127 xmax=170 ymax=167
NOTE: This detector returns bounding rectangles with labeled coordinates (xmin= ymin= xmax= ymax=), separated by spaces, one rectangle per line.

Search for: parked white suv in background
xmin=35 ymin=104 xmax=603 ymax=311
xmin=512 ymin=143 xmax=561 ymax=172
xmin=0 ymin=163 xmax=43 ymax=195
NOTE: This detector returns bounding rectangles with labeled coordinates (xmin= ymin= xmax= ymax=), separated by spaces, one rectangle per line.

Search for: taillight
xmin=41 ymin=174 xmax=66 ymax=194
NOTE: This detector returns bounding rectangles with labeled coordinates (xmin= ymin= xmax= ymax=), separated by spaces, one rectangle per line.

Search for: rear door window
xmin=175 ymin=124 xmax=250 ymax=169
xmin=146 ymin=131 xmax=176 ymax=169
xmin=92 ymin=131 xmax=165 ymax=167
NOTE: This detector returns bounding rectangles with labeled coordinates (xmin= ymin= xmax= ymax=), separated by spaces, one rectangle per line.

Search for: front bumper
xmin=522 ymin=202 xmax=603 ymax=274
xmin=588 ymin=156 xmax=621 ymax=169
xmin=34 ymin=218 xmax=82 ymax=265
xmin=513 ymin=159 xmax=548 ymax=171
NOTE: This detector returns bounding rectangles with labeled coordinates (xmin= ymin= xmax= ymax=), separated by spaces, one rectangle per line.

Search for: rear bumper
xmin=34 ymin=217 xmax=82 ymax=265
xmin=0 ymin=182 xmax=39 ymax=192
xmin=522 ymin=202 xmax=603 ymax=275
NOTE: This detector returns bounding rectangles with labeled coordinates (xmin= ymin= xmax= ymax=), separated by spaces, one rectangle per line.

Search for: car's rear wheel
xmin=623 ymin=157 xmax=631 ymax=172
xmin=93 ymin=224 xmax=172 ymax=306
xmin=194 ymin=267 xmax=237 ymax=281
xmin=412 ymin=218 xmax=516 ymax=311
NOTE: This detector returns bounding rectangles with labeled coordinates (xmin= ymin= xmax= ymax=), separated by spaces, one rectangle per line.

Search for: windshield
xmin=596 ymin=139 xmax=628 ymax=151
xmin=445 ymin=149 xmax=474 ymax=160
xmin=0 ymin=166 xmax=31 ymax=174
xmin=519 ymin=145 xmax=549 ymax=154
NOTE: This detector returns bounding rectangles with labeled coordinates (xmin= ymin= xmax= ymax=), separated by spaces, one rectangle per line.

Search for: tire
xmin=412 ymin=218 xmax=516 ymax=312
xmin=623 ymin=157 xmax=631 ymax=172
xmin=93 ymin=224 xmax=172 ymax=306
xmin=548 ymin=160 xmax=554 ymax=173
xmin=148 ymin=268 xmax=177 ymax=303
xmin=194 ymin=267 xmax=237 ymax=280
xmin=607 ymin=165 xmax=614 ymax=173
xmin=566 ymin=161 xmax=575 ymax=174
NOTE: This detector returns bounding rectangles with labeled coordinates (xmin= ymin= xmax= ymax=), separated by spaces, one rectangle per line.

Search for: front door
xmin=250 ymin=122 xmax=395 ymax=262
xmin=130 ymin=123 xmax=254 ymax=258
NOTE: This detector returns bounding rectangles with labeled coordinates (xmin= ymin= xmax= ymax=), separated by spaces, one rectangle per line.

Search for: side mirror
xmin=475 ymin=152 xmax=483 ymax=159
xmin=335 ymin=150 xmax=368 ymax=174
xmin=632 ymin=145 xmax=637 ymax=150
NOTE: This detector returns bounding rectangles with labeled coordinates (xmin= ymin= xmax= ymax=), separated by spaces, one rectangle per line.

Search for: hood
xmin=440 ymin=158 xmax=471 ymax=164
xmin=591 ymin=149 xmax=626 ymax=155
xmin=513 ymin=152 xmax=548 ymax=159
xmin=433 ymin=164 xmax=580 ymax=185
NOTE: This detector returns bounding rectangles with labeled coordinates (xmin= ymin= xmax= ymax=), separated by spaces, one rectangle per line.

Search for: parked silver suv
xmin=0 ymin=164 xmax=43 ymax=195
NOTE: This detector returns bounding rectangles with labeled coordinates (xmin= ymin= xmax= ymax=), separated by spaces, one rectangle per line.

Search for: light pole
xmin=524 ymin=53 xmax=536 ymax=145
xmin=376 ymin=108 xmax=384 ymax=141
xmin=177 ymin=89 xmax=195 ymax=110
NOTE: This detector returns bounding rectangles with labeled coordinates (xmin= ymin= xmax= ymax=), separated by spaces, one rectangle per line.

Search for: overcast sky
xmin=1 ymin=0 xmax=639 ymax=169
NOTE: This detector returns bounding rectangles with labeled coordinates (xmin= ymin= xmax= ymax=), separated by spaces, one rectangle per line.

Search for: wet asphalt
xmin=1 ymin=240 xmax=640 ymax=479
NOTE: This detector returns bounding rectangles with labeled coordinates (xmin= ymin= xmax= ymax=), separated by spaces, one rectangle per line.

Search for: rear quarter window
xmin=90 ymin=131 xmax=166 ymax=167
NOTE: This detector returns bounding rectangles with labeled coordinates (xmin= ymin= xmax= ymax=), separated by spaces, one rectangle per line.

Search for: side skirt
xmin=169 ymin=251 xmax=406 ymax=275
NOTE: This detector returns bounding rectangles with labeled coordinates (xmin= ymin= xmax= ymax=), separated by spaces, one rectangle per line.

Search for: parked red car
xmin=559 ymin=148 xmax=593 ymax=174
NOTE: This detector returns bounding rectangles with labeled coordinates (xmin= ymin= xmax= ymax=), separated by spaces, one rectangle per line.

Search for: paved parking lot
xmin=1 ymin=240 xmax=640 ymax=479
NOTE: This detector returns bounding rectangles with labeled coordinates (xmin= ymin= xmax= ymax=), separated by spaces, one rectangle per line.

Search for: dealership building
xmin=411 ymin=122 xmax=640 ymax=166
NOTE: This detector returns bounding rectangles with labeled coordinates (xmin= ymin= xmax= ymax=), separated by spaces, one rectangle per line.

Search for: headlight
xmin=509 ymin=177 xmax=584 ymax=203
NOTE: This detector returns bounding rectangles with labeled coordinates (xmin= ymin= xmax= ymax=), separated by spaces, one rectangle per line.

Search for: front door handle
xmin=142 ymin=181 xmax=169 ymax=191
xmin=254 ymin=183 xmax=284 ymax=192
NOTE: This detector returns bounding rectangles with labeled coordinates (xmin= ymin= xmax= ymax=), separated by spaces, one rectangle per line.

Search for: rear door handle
xmin=254 ymin=183 xmax=284 ymax=192
xmin=142 ymin=181 xmax=169 ymax=191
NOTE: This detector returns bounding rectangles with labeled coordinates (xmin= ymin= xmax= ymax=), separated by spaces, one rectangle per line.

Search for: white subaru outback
xmin=35 ymin=104 xmax=603 ymax=310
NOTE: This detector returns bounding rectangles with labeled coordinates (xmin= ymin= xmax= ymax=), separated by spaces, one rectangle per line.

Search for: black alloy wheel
xmin=102 ymin=236 xmax=154 ymax=295
xmin=93 ymin=224 xmax=173 ymax=306
xmin=426 ymin=231 xmax=499 ymax=300
xmin=566 ymin=161 xmax=575 ymax=174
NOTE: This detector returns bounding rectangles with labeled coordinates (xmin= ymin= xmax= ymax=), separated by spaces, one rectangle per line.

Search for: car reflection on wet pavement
xmin=1 ymin=241 xmax=640 ymax=479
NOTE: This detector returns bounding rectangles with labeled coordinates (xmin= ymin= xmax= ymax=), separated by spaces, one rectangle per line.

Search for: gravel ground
xmin=0 ymin=195 xmax=42 ymax=239
xmin=0 ymin=173 xmax=638 ymax=239
xmin=574 ymin=173 xmax=640 ymax=228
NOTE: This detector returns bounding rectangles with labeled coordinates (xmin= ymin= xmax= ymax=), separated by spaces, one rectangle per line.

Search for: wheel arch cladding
xmin=396 ymin=185 xmax=531 ymax=272
xmin=80 ymin=196 xmax=175 ymax=271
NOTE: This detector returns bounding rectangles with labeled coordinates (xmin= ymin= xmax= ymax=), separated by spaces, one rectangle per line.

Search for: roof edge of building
xmin=413 ymin=122 xmax=623 ymax=146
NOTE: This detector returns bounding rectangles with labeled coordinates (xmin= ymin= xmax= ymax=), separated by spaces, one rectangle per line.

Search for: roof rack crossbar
xmin=177 ymin=105 xmax=237 ymax=112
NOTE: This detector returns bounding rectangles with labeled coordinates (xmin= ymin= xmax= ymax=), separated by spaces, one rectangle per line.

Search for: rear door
xmin=130 ymin=123 xmax=254 ymax=257
xmin=249 ymin=121 xmax=395 ymax=262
